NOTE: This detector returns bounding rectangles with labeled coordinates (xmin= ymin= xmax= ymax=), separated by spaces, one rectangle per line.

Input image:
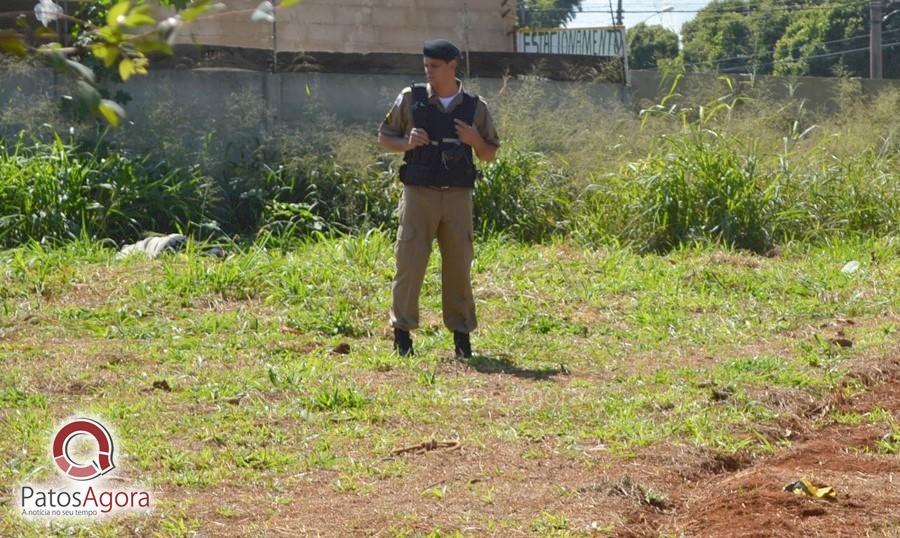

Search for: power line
xmin=526 ymin=7 xmax=855 ymax=13
xmin=578 ymin=1 xmax=751 ymax=7
xmin=579 ymin=0 xmax=829 ymax=6
xmin=678 ymin=27 xmax=900 ymax=69
xmin=579 ymin=0 xmax=866 ymax=6
xmin=523 ymin=1 xmax=862 ymax=14
xmin=524 ymin=1 xmax=900 ymax=37
xmin=718 ymin=40 xmax=900 ymax=72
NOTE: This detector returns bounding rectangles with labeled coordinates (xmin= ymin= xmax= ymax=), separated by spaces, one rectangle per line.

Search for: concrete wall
xmin=0 ymin=67 xmax=623 ymax=158
xmin=116 ymin=69 xmax=622 ymax=125
xmin=172 ymin=0 xmax=517 ymax=54
xmin=3 ymin=68 xmax=897 ymax=149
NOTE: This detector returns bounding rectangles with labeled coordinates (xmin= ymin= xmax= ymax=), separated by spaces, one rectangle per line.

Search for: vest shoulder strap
xmin=457 ymin=92 xmax=478 ymax=123
xmin=410 ymin=83 xmax=429 ymax=105
xmin=410 ymin=83 xmax=430 ymax=128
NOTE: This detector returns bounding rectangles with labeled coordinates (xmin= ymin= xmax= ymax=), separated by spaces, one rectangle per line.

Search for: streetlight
xmin=623 ymin=5 xmax=674 ymax=86
xmin=635 ymin=5 xmax=674 ymax=26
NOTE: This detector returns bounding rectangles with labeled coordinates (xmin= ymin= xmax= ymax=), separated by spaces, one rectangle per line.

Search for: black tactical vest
xmin=399 ymin=83 xmax=479 ymax=188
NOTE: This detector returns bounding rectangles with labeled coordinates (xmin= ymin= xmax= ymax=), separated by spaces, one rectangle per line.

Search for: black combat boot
xmin=453 ymin=331 xmax=472 ymax=359
xmin=393 ymin=328 xmax=413 ymax=357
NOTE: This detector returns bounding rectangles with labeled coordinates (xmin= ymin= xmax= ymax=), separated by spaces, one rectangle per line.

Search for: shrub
xmin=0 ymin=134 xmax=211 ymax=247
xmin=474 ymin=147 xmax=572 ymax=242
xmin=581 ymin=133 xmax=777 ymax=253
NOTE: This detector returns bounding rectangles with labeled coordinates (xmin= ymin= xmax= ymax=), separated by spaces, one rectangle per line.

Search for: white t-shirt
xmin=438 ymin=91 xmax=459 ymax=110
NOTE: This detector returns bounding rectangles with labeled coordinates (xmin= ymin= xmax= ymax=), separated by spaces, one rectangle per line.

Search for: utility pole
xmin=272 ymin=13 xmax=278 ymax=74
xmin=870 ymin=0 xmax=882 ymax=79
xmin=463 ymin=3 xmax=471 ymax=79
xmin=618 ymin=0 xmax=628 ymax=86
xmin=61 ymin=0 xmax=69 ymax=46
xmin=265 ymin=8 xmax=277 ymax=135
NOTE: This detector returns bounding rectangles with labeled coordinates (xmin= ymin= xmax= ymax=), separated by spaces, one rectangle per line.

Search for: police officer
xmin=378 ymin=38 xmax=500 ymax=358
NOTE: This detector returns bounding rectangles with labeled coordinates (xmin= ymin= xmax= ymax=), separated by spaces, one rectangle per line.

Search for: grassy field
xmin=1 ymin=233 xmax=898 ymax=536
xmin=2 ymin=62 xmax=898 ymax=536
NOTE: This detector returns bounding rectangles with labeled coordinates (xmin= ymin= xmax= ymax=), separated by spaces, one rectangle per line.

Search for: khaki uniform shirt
xmin=379 ymin=80 xmax=500 ymax=149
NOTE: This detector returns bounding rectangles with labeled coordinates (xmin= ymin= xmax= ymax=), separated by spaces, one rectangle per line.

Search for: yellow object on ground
xmin=784 ymin=479 xmax=837 ymax=499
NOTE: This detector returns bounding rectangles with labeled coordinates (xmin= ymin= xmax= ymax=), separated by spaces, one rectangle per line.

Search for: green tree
xmin=680 ymin=0 xmax=899 ymax=78
xmin=627 ymin=23 xmax=678 ymax=70
xmin=773 ymin=0 xmax=900 ymax=78
xmin=681 ymin=0 xmax=795 ymax=74
xmin=0 ymin=0 xmax=300 ymax=126
xmin=518 ymin=0 xmax=583 ymax=29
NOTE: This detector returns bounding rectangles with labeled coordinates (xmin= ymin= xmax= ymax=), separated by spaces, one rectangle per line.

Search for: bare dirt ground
xmin=153 ymin=356 xmax=900 ymax=537
xmin=654 ymin=358 xmax=900 ymax=538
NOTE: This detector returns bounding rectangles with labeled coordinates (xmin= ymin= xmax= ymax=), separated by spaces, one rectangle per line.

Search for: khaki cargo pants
xmin=390 ymin=184 xmax=477 ymax=334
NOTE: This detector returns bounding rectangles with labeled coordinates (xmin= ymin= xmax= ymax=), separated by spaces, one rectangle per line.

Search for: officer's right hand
xmin=407 ymin=128 xmax=430 ymax=149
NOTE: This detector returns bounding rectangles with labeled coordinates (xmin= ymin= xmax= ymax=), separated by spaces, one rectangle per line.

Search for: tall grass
xmin=581 ymin=134 xmax=778 ymax=252
xmin=0 ymin=66 xmax=897 ymax=251
xmin=0 ymin=134 xmax=210 ymax=247
xmin=572 ymin=74 xmax=899 ymax=252
xmin=474 ymin=147 xmax=572 ymax=242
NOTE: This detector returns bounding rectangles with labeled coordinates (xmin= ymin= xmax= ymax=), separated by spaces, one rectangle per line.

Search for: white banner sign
xmin=516 ymin=27 xmax=626 ymax=58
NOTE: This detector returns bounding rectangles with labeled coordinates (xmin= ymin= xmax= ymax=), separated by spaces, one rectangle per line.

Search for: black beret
xmin=423 ymin=39 xmax=460 ymax=61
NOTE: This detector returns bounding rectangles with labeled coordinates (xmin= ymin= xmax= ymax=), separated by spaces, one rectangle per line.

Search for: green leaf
xmin=107 ymin=1 xmax=132 ymax=27
xmin=77 ymin=80 xmax=102 ymax=109
xmin=280 ymin=0 xmax=302 ymax=6
xmin=45 ymin=49 xmax=67 ymax=70
xmin=97 ymin=26 xmax=124 ymax=45
xmin=124 ymin=6 xmax=157 ymax=27
xmin=133 ymin=38 xmax=173 ymax=55
xmin=34 ymin=27 xmax=59 ymax=41
xmin=157 ymin=0 xmax=191 ymax=8
xmin=0 ymin=31 xmax=27 ymax=57
xmin=66 ymin=59 xmax=97 ymax=83
xmin=91 ymin=43 xmax=120 ymax=68
xmin=131 ymin=56 xmax=149 ymax=76
xmin=119 ymin=58 xmax=135 ymax=80
xmin=126 ymin=13 xmax=157 ymax=27
xmin=180 ymin=1 xmax=214 ymax=23
xmin=98 ymin=99 xmax=125 ymax=127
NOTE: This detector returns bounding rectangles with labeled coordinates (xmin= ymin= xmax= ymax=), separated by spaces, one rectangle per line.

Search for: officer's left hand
xmin=454 ymin=119 xmax=483 ymax=147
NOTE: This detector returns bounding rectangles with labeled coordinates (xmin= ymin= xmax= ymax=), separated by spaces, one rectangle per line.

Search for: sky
xmin=568 ymin=0 xmax=714 ymax=34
